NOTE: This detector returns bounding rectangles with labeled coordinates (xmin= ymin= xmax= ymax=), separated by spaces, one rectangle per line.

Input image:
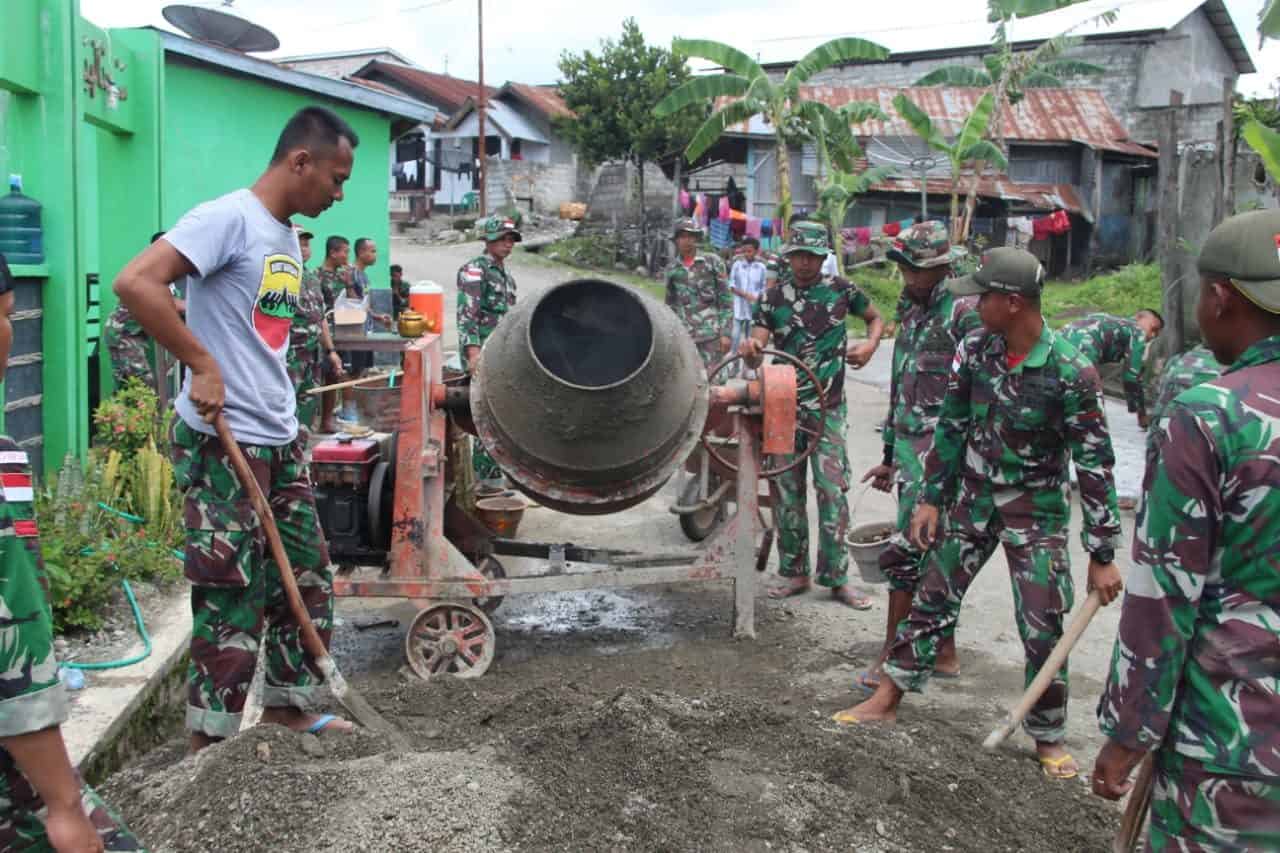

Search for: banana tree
xmin=819 ymin=164 xmax=897 ymax=276
xmin=1242 ymin=1 xmax=1280 ymax=182
xmin=798 ymin=100 xmax=889 ymax=271
xmin=892 ymin=92 xmax=1008 ymax=242
xmin=654 ymin=36 xmax=889 ymax=233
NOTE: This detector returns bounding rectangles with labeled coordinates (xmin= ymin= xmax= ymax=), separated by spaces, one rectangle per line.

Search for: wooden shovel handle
xmin=1114 ymin=754 xmax=1156 ymax=853
xmin=213 ymin=414 xmax=327 ymax=662
xmin=303 ymin=370 xmax=401 ymax=396
xmin=984 ymin=590 xmax=1102 ymax=749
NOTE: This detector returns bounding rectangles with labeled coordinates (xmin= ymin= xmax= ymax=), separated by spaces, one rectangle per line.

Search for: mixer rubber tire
xmin=678 ymin=475 xmax=725 ymax=542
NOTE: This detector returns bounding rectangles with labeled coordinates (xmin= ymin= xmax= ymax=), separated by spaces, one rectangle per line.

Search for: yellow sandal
xmin=1039 ymin=753 xmax=1079 ymax=779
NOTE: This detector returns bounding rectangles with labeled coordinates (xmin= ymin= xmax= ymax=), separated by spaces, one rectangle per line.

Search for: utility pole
xmin=477 ymin=0 xmax=486 ymax=215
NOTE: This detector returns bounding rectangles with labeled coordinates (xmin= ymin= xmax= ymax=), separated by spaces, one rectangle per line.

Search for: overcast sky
xmin=83 ymin=0 xmax=1280 ymax=97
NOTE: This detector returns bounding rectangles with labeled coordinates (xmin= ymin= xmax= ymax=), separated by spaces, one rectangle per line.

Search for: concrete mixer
xmin=322 ymin=278 xmax=821 ymax=680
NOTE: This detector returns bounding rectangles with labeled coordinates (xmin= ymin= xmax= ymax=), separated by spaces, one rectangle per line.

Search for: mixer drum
xmin=470 ymin=278 xmax=709 ymax=515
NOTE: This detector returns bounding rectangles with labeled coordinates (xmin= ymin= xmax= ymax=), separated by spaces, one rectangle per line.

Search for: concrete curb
xmin=64 ymin=584 xmax=192 ymax=785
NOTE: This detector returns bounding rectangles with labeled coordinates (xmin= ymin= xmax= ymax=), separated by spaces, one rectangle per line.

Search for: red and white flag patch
xmin=1 ymin=472 xmax=33 ymax=503
xmin=0 ymin=451 xmax=28 ymax=465
xmin=13 ymin=519 xmax=37 ymax=538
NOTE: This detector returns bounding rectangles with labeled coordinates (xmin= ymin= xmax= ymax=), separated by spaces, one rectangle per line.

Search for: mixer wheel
xmin=404 ymin=603 xmax=495 ymax=680
xmin=473 ymin=556 xmax=507 ymax=614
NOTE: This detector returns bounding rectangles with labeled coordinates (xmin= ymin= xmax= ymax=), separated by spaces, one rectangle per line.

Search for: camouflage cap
xmin=1197 ymin=208 xmax=1280 ymax=313
xmin=482 ymin=214 xmax=522 ymax=243
xmin=782 ymin=220 xmax=830 ymax=257
xmin=672 ymin=217 xmax=704 ymax=238
xmin=948 ymin=247 xmax=1045 ymax=297
xmin=885 ymin=220 xmax=964 ymax=269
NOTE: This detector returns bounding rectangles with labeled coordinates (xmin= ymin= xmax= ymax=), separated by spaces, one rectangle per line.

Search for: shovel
xmin=1113 ymin=753 xmax=1156 ymax=852
xmin=213 ymin=413 xmax=407 ymax=749
xmin=983 ymin=590 xmax=1102 ymax=750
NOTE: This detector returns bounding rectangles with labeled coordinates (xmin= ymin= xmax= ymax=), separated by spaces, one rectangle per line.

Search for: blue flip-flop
xmin=306 ymin=714 xmax=339 ymax=734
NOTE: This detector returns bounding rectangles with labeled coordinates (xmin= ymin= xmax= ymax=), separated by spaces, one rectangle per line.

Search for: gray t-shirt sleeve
xmin=163 ymin=196 xmax=246 ymax=278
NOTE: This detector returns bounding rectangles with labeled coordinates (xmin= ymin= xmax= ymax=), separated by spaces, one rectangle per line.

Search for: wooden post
xmin=672 ymin=156 xmax=683 ymax=218
xmin=1158 ymin=91 xmax=1184 ymax=355
xmin=1090 ymin=150 xmax=1103 ymax=274
xmin=1222 ymin=76 xmax=1236 ymax=222
xmin=476 ymin=0 xmax=486 ymax=216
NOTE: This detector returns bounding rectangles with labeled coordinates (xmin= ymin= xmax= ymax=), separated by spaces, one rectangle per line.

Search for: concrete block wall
xmin=584 ymin=161 xmax=677 ymax=226
xmin=483 ymin=157 xmax=588 ymax=216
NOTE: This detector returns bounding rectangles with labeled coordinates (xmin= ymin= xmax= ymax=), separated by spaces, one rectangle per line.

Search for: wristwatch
xmin=1091 ymin=548 xmax=1115 ymax=564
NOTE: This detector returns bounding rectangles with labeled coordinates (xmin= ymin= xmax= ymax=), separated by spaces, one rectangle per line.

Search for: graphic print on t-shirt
xmin=254 ymin=253 xmax=301 ymax=350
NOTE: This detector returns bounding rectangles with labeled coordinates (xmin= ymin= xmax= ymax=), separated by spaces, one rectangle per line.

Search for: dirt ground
xmin=100 ymin=241 xmax=1137 ymax=852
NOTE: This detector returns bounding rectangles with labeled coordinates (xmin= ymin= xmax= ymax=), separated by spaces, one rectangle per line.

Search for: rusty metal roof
xmin=724 ymin=86 xmax=1155 ymax=158
xmin=867 ymin=174 xmax=1090 ymax=217
xmin=353 ymin=60 xmax=497 ymax=114
xmin=502 ymin=82 xmax=575 ymax=121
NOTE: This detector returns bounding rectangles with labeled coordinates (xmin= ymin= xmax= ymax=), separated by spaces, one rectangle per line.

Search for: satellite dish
xmin=162 ymin=4 xmax=280 ymax=53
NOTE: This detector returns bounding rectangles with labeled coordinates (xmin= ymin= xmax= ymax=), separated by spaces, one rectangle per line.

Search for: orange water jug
xmin=409 ymin=282 xmax=444 ymax=334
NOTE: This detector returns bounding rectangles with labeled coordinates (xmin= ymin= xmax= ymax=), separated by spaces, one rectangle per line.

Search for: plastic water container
xmin=0 ymin=175 xmax=44 ymax=264
xmin=409 ymin=281 xmax=444 ymax=334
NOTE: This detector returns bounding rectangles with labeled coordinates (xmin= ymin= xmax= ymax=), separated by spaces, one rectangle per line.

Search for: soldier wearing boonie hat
xmin=858 ymin=220 xmax=979 ymax=691
xmin=1092 ymin=210 xmax=1280 ymax=850
xmin=457 ymin=214 xmax=522 ymax=481
xmin=663 ymin=217 xmax=732 ymax=376
xmin=838 ymin=246 xmax=1125 ymax=785
xmin=740 ymin=220 xmax=885 ymax=610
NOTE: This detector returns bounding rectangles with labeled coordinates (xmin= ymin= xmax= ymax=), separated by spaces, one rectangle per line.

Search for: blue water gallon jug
xmin=0 ymin=175 xmax=45 ymax=265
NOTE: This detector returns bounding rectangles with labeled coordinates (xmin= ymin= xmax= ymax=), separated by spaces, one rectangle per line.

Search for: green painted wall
xmin=160 ymin=58 xmax=392 ymax=275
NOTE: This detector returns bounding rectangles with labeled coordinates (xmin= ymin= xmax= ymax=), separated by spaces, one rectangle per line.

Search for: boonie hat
xmin=1197 ymin=209 xmax=1280 ymax=313
xmin=672 ymin=217 xmax=704 ymax=238
xmin=782 ymin=221 xmax=830 ymax=257
xmin=482 ymin=215 xmax=522 ymax=243
xmin=948 ymin=247 xmax=1045 ymax=297
xmin=886 ymin=220 xmax=965 ymax=269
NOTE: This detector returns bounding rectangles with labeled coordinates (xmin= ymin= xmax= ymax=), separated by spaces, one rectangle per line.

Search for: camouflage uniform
xmin=1060 ymin=313 xmax=1151 ymax=418
xmin=103 ymin=303 xmax=155 ymax=388
xmin=1143 ymin=345 xmax=1221 ymax=471
xmin=288 ymin=268 xmax=326 ymax=441
xmin=1096 ymin=210 xmax=1280 ymax=850
xmin=171 ymin=419 xmax=334 ymax=739
xmin=756 ymin=221 xmax=872 ymax=588
xmin=0 ymin=436 xmax=141 ymax=850
xmin=458 ymin=215 xmax=521 ymax=482
xmin=664 ymin=218 xmax=732 ymax=375
xmin=316 ymin=265 xmax=352 ymax=313
xmin=880 ymin=223 xmax=981 ymax=592
xmin=885 ymin=249 xmax=1121 ymax=743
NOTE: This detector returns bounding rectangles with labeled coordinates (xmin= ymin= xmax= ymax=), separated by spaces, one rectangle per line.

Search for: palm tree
xmin=654 ymin=37 xmax=890 ymax=232
xmin=892 ymin=92 xmax=1008 ymax=242
xmin=1243 ymin=2 xmax=1280 ymax=181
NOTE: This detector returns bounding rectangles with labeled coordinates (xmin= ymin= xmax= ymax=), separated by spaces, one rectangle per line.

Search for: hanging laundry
xmin=1031 ymin=216 xmax=1052 ymax=241
xmin=718 ymin=196 xmax=731 ymax=221
xmin=761 ymin=218 xmax=773 ymax=238
xmin=883 ymin=222 xmax=902 ymax=237
xmin=854 ymin=226 xmax=872 ymax=246
xmin=1048 ymin=210 xmax=1071 ymax=234
xmin=898 ymin=217 xmax=915 ymax=231
xmin=730 ymin=217 xmax=747 ymax=239
xmin=679 ymin=189 xmax=691 ymax=212
xmin=709 ymin=219 xmax=733 ymax=248
xmin=745 ymin=216 xmax=762 ymax=239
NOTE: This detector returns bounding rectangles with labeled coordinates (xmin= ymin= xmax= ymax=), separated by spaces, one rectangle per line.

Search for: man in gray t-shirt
xmin=113 ymin=106 xmax=361 ymax=753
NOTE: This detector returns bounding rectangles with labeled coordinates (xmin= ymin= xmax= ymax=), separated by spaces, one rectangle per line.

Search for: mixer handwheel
xmin=404 ymin=603 xmax=495 ymax=680
xmin=702 ymin=348 xmax=829 ymax=479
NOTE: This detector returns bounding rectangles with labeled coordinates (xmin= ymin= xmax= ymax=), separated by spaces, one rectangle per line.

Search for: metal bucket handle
xmin=850 ymin=481 xmax=896 ymax=524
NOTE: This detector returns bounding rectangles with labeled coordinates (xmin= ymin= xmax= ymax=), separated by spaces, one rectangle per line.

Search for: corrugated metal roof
xmin=722 ymin=86 xmax=1155 ymax=157
xmin=353 ymin=60 xmax=496 ymax=113
xmin=502 ymin=82 xmax=574 ymax=120
xmin=439 ymin=98 xmax=549 ymax=143
xmin=867 ymin=175 xmax=1089 ymax=217
xmin=752 ymin=0 xmax=1253 ymax=74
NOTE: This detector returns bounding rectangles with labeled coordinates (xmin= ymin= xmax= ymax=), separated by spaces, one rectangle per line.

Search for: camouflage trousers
xmin=695 ymin=338 xmax=726 ymax=381
xmin=1147 ymin=751 xmax=1280 ymax=852
xmin=880 ymin=439 xmax=930 ymax=593
xmin=171 ymin=418 xmax=334 ymax=739
xmin=472 ymin=439 xmax=502 ymax=483
xmin=884 ymin=497 xmax=1074 ymax=742
xmin=0 ymin=756 xmax=141 ymax=851
xmin=289 ymin=352 xmax=321 ymax=445
xmin=774 ymin=402 xmax=850 ymax=588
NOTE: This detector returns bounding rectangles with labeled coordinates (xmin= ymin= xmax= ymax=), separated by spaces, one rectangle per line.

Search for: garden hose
xmin=59 ymin=503 xmax=183 ymax=672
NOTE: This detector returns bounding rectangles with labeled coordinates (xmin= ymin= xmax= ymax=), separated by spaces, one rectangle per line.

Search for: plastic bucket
xmin=410 ymin=281 xmax=444 ymax=334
